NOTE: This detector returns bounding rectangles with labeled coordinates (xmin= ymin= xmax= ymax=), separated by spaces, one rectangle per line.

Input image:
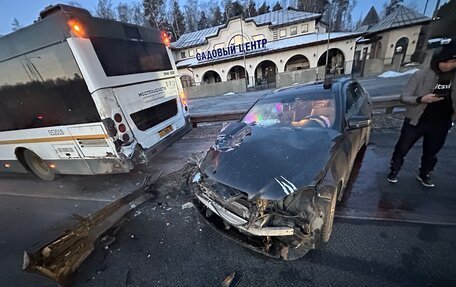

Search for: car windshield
xmin=243 ymin=91 xmax=336 ymax=129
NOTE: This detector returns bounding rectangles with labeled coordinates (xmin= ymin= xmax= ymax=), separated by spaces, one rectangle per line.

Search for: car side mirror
xmin=347 ymin=116 xmax=371 ymax=130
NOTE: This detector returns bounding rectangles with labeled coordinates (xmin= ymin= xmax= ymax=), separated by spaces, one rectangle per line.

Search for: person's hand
xmin=420 ymin=93 xmax=444 ymax=103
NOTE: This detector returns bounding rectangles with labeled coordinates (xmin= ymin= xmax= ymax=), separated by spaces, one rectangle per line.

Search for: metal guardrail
xmin=190 ymin=95 xmax=402 ymax=127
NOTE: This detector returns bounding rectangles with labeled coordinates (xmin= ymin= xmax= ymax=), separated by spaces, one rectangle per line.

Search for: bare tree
xmin=95 ymin=0 xmax=115 ymax=19
xmin=144 ymin=0 xmax=167 ymax=29
xmin=184 ymin=0 xmax=199 ymax=32
xmin=116 ymin=2 xmax=133 ymax=23
xmin=11 ymin=18 xmax=21 ymax=31
xmin=131 ymin=2 xmax=147 ymax=26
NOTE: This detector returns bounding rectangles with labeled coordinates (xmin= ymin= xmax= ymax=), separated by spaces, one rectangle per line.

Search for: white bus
xmin=0 ymin=4 xmax=191 ymax=180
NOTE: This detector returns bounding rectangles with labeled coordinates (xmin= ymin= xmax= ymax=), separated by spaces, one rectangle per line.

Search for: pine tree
xmin=227 ymin=1 xmax=244 ymax=18
xmin=172 ymin=0 xmax=186 ymax=39
xmin=383 ymin=0 xmax=403 ymax=16
xmin=198 ymin=11 xmax=209 ymax=29
xmin=322 ymin=0 xmax=356 ymax=32
xmin=258 ymin=2 xmax=271 ymax=15
xmin=272 ymin=1 xmax=283 ymax=11
xmin=210 ymin=5 xmax=224 ymax=26
xmin=297 ymin=0 xmax=328 ymax=13
xmin=245 ymin=0 xmax=258 ymax=17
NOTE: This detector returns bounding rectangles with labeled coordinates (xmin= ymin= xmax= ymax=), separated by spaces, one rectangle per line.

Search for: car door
xmin=343 ymin=82 xmax=364 ymax=173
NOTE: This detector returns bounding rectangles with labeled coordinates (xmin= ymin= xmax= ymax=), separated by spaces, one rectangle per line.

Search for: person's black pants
xmin=390 ymin=118 xmax=452 ymax=174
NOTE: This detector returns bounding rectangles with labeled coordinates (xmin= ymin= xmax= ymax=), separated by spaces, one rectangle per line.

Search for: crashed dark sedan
xmin=189 ymin=78 xmax=372 ymax=260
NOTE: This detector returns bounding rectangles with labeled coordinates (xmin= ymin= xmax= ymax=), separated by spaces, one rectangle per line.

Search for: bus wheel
xmin=23 ymin=150 xmax=55 ymax=181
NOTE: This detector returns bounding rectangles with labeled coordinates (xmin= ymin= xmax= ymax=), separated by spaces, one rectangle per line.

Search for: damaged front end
xmin=191 ymin=173 xmax=329 ymax=260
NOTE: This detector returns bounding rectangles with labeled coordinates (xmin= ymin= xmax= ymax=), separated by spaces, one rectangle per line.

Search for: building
xmin=171 ymin=7 xmax=361 ymax=91
xmin=354 ymin=5 xmax=431 ymax=74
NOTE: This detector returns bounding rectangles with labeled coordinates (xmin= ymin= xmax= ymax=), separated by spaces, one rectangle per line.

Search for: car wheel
xmin=23 ymin=150 xmax=55 ymax=181
xmin=321 ymin=188 xmax=338 ymax=243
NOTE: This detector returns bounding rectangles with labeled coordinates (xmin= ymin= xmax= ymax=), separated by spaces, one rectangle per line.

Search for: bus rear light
xmin=161 ymin=32 xmax=170 ymax=47
xmin=118 ymin=124 xmax=127 ymax=133
xmin=114 ymin=113 xmax=122 ymax=123
xmin=122 ymin=134 xmax=130 ymax=142
xmin=67 ymin=19 xmax=86 ymax=37
xmin=179 ymin=91 xmax=188 ymax=106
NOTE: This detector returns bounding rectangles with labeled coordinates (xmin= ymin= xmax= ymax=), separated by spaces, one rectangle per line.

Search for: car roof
xmin=262 ymin=77 xmax=352 ymax=100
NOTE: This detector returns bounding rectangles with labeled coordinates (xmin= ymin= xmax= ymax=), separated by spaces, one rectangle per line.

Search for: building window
xmin=301 ymin=24 xmax=308 ymax=33
xmin=290 ymin=26 xmax=297 ymax=36
xmin=188 ymin=49 xmax=194 ymax=57
xmin=213 ymin=43 xmax=224 ymax=50
xmin=279 ymin=28 xmax=287 ymax=38
xmin=180 ymin=51 xmax=186 ymax=59
xmin=229 ymin=34 xmax=248 ymax=46
xmin=196 ymin=48 xmax=202 ymax=54
xmin=252 ymin=34 xmax=265 ymax=41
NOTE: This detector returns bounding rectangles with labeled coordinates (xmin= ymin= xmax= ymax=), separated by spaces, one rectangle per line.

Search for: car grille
xmin=199 ymin=182 xmax=251 ymax=220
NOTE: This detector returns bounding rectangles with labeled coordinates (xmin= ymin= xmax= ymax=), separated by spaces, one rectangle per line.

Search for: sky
xmin=0 ymin=0 xmax=446 ymax=36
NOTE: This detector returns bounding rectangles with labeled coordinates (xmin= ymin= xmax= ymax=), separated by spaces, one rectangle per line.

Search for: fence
xmin=190 ymin=94 xmax=403 ymax=127
xmin=183 ymin=78 xmax=247 ymax=99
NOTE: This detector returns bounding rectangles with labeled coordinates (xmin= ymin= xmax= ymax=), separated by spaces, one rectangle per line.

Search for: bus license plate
xmin=158 ymin=125 xmax=174 ymax=138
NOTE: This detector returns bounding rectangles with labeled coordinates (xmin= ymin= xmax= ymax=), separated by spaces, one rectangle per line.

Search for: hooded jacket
xmin=400 ymin=45 xmax=456 ymax=125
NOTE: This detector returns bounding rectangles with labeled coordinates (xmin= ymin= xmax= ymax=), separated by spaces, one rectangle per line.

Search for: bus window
xmin=0 ymin=42 xmax=100 ymax=132
xmin=90 ymin=37 xmax=173 ymax=76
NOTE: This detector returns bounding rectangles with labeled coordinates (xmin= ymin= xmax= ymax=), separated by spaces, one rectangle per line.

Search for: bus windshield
xmin=90 ymin=37 xmax=173 ymax=76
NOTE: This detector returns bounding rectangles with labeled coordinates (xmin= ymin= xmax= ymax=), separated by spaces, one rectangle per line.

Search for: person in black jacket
xmin=387 ymin=43 xmax=456 ymax=187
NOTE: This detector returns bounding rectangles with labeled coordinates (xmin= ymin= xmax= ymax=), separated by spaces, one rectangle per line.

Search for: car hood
xmin=199 ymin=122 xmax=341 ymax=201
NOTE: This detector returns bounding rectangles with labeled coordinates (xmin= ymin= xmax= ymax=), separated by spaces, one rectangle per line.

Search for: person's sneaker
xmin=416 ymin=173 xmax=435 ymax=187
xmin=386 ymin=170 xmax=398 ymax=183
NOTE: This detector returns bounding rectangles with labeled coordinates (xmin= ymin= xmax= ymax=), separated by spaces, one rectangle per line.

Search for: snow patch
xmin=378 ymin=68 xmax=419 ymax=78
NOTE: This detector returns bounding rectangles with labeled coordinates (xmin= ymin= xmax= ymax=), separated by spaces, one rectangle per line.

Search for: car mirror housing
xmin=347 ymin=116 xmax=371 ymax=130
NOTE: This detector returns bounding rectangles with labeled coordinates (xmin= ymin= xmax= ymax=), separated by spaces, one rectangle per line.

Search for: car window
xmin=243 ymin=95 xmax=336 ymax=129
xmin=345 ymin=83 xmax=363 ymax=114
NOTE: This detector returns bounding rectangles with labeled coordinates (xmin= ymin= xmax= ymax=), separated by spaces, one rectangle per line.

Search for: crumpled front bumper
xmin=195 ymin=192 xmax=294 ymax=237
xmin=192 ymin=186 xmax=320 ymax=260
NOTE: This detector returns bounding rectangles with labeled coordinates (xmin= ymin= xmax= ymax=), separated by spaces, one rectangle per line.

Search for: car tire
xmin=23 ymin=150 xmax=55 ymax=181
xmin=321 ymin=188 xmax=338 ymax=243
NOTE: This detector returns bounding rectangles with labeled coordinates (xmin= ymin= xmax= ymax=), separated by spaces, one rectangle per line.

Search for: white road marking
xmin=0 ymin=191 xmax=113 ymax=203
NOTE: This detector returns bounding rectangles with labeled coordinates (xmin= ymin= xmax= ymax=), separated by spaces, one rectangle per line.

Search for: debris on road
xmin=222 ymin=272 xmax=241 ymax=287
xmin=182 ymin=202 xmax=194 ymax=210
xmin=22 ymin=173 xmax=161 ymax=285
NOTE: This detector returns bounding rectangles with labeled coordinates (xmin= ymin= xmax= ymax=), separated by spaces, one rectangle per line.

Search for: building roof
xmin=171 ymin=7 xmax=321 ymax=50
xmin=361 ymin=6 xmax=380 ymax=27
xmin=176 ymin=31 xmax=360 ymax=68
xmin=368 ymin=5 xmax=430 ymax=34
xmin=171 ymin=25 xmax=223 ymax=50
xmin=248 ymin=8 xmax=321 ymax=27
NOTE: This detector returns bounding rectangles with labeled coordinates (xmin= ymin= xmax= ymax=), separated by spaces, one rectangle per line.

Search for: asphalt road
xmin=188 ymin=75 xmax=411 ymax=114
xmin=1 ymin=120 xmax=455 ymax=286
